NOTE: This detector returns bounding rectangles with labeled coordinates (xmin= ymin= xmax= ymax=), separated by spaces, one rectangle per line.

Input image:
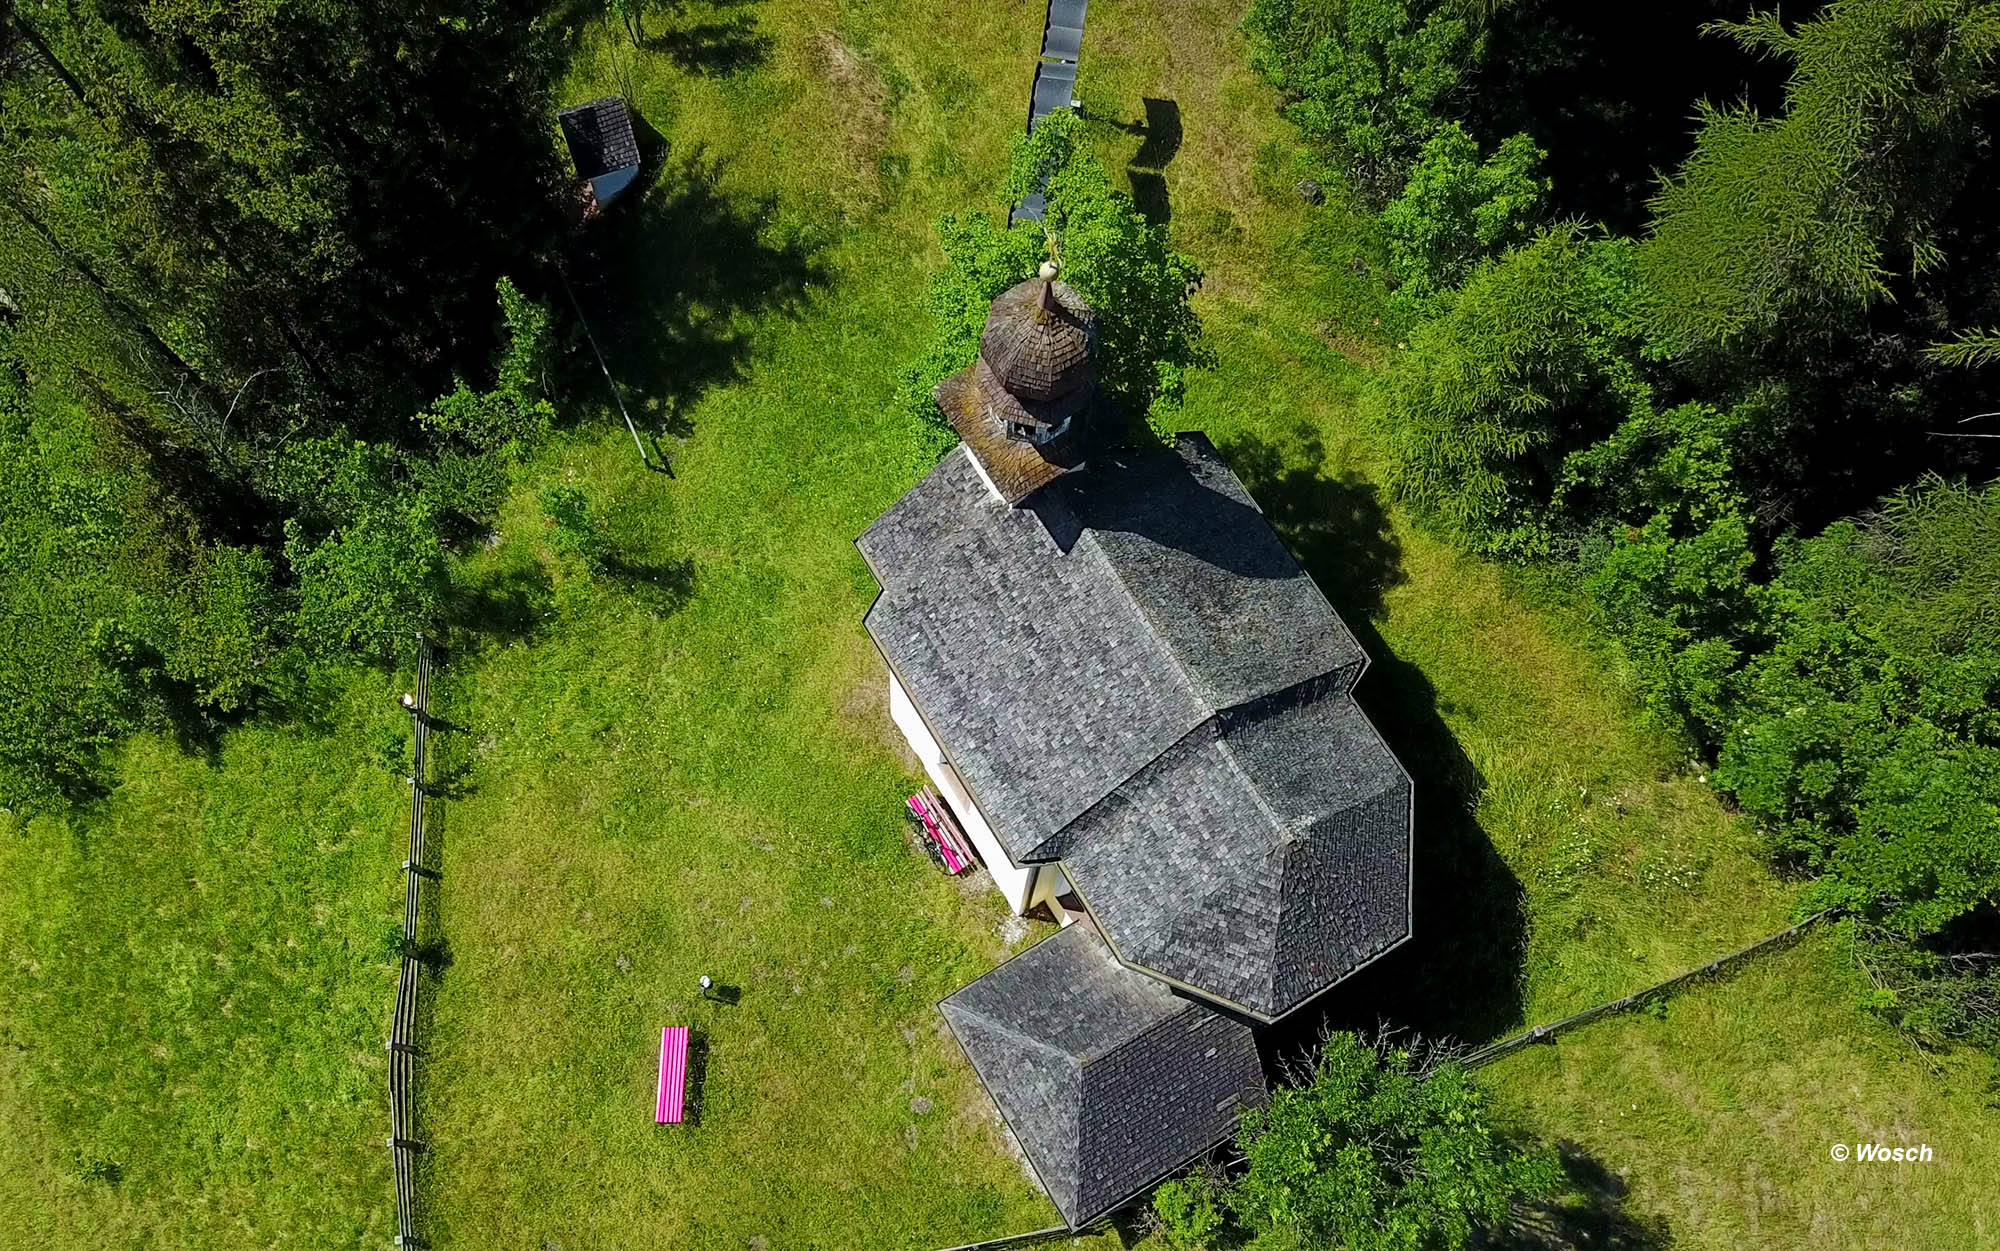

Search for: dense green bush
xmin=1379 ymin=123 xmax=1547 ymax=311
xmin=1715 ymin=478 xmax=2000 ymax=935
xmin=896 ymin=110 xmax=1209 ymax=452
xmin=1151 ymin=1168 xmax=1226 ymax=1249
xmin=417 ymin=278 xmax=558 ymax=458
xmin=1229 ymin=1033 xmax=1560 ymax=1250
xmin=1243 ymin=0 xmax=1487 ymax=199
xmin=1381 ymin=225 xmax=1648 ymax=556
xmin=1566 ymin=402 xmax=1769 ymax=744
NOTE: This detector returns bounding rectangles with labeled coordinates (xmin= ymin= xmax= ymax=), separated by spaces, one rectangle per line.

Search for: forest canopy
xmin=1248 ymin=0 xmax=2000 ymax=1025
xmin=0 ymin=0 xmax=586 ymax=810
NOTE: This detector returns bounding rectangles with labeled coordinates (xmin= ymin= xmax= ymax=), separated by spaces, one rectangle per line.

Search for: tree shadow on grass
xmin=642 ymin=1 xmax=775 ymax=77
xmin=603 ymin=552 xmax=697 ymax=616
xmin=1127 ymin=97 xmax=1183 ymax=226
xmin=565 ymin=139 xmax=824 ymax=439
xmin=1483 ymin=1143 xmax=1674 ymax=1250
xmin=443 ymin=558 xmax=553 ymax=649
xmin=1217 ymin=435 xmax=1528 ymax=1066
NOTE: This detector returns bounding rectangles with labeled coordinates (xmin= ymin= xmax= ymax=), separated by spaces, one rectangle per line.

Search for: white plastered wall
xmin=889 ymin=672 xmax=1040 ymax=914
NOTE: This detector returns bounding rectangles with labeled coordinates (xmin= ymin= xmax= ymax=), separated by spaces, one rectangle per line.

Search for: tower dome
xmin=930 ymin=261 xmax=1101 ymax=505
xmin=980 ymin=260 xmax=1098 ymax=404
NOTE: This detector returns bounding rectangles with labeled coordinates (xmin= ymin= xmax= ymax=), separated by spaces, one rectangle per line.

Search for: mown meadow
xmin=2 ymin=1 xmax=1993 ymax=1248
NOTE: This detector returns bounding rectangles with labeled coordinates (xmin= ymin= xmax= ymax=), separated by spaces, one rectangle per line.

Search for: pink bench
xmin=656 ymin=1026 xmax=688 ymax=1124
xmin=908 ymin=790 xmax=976 ymax=875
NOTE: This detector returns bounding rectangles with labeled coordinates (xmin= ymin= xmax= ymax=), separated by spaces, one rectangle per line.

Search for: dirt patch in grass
xmin=805 ymin=32 xmax=891 ymax=192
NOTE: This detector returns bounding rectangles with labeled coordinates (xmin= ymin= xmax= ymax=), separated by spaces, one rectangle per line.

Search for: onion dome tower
xmin=933 ymin=261 xmax=1101 ymax=504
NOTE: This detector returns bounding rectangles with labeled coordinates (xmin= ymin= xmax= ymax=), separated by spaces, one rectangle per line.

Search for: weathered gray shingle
xmin=1056 ymin=691 xmax=1412 ymax=1019
xmin=859 ymin=448 xmax=1209 ymax=862
xmin=939 ymin=924 xmax=1265 ymax=1228
xmin=858 ymin=431 xmax=1414 ymax=1019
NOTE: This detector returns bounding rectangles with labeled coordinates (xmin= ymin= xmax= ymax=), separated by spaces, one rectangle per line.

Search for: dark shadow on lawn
xmin=603 ymin=552 xmax=697 ymax=616
xmin=443 ymin=558 xmax=553 ymax=648
xmin=643 ymin=3 xmax=774 ymax=77
xmin=564 ymin=139 xmax=823 ymax=439
xmin=1218 ymin=435 xmax=1527 ymax=1068
xmin=682 ymin=1028 xmax=713 ymax=1125
xmin=1483 ymin=1143 xmax=1674 ymax=1251
xmin=1127 ymin=98 xmax=1182 ymax=226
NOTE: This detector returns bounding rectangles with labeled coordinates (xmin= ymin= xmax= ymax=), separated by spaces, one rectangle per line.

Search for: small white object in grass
xmin=400 ymin=693 xmax=416 ymax=709
xmin=698 ymin=974 xmax=712 ymax=993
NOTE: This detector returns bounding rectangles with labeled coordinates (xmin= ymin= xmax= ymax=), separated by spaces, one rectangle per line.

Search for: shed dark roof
xmin=559 ymin=97 xmax=640 ymax=180
xmin=857 ymin=434 xmax=1410 ymax=1018
xmin=940 ymin=923 xmax=1265 ymax=1228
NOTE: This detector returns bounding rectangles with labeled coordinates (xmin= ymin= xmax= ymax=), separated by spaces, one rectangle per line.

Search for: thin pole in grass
xmin=556 ymin=266 xmax=669 ymax=475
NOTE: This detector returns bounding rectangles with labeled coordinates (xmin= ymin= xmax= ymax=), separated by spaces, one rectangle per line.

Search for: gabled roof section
xmin=1052 ymin=690 xmax=1413 ymax=1020
xmin=856 ymin=437 xmax=1367 ymax=864
xmin=1051 ymin=435 xmax=1366 ymax=710
xmin=858 ymin=448 xmax=1210 ymax=862
xmin=939 ymin=924 xmax=1265 ymax=1228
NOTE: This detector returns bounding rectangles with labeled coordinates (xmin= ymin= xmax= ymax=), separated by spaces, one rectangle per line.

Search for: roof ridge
xmin=1071 ymin=524 xmax=1214 ymax=714
xmin=1038 ymin=711 xmax=1221 ymax=861
xmin=1205 ymin=735 xmax=1290 ymax=1005
xmin=940 ymin=998 xmax=1082 ymax=1071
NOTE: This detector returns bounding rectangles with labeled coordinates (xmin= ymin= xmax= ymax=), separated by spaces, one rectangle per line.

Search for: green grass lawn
xmin=0 ymin=679 xmax=412 ymax=1246
xmin=2 ymin=1 xmax=1994 ymax=1248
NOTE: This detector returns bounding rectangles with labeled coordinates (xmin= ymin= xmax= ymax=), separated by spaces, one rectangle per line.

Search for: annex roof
xmin=939 ymin=922 xmax=1265 ymax=1228
xmin=857 ymin=434 xmax=1409 ymax=1018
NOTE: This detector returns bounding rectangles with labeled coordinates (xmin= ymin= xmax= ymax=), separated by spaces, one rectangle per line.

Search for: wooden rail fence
xmin=388 ymin=633 xmax=437 ymax=1248
xmin=1460 ymin=909 xmax=1838 ymax=1069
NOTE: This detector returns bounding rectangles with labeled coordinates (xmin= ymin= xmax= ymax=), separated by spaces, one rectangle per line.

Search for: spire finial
xmin=1038 ymin=260 xmax=1059 ymax=281
xmin=1037 ymin=260 xmax=1061 ymax=316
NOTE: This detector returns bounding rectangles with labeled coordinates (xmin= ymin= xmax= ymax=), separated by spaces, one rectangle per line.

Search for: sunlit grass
xmin=2 ymin=1 xmax=1993 ymax=1248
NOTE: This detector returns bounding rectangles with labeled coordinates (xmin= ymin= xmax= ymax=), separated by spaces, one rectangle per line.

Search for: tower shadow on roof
xmin=1220 ymin=436 xmax=1527 ymax=1066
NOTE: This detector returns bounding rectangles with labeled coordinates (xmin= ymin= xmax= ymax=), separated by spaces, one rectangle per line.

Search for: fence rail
xmin=388 ymin=634 xmax=436 ymax=1248
xmin=1461 ymin=909 xmax=1836 ymax=1069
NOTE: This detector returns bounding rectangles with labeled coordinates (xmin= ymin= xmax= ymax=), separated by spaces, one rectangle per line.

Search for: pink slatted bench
xmin=907 ymin=793 xmax=963 ymax=873
xmin=656 ymin=1026 xmax=688 ymax=1124
xmin=908 ymin=789 xmax=977 ymax=875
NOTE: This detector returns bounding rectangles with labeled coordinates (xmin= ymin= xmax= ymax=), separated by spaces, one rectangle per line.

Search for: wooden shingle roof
xmin=980 ymin=276 xmax=1096 ymax=403
xmin=940 ymin=922 xmax=1264 ymax=1228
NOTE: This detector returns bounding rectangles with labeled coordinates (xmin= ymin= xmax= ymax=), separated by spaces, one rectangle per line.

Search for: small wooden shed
xmin=559 ymin=97 xmax=641 ymax=214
